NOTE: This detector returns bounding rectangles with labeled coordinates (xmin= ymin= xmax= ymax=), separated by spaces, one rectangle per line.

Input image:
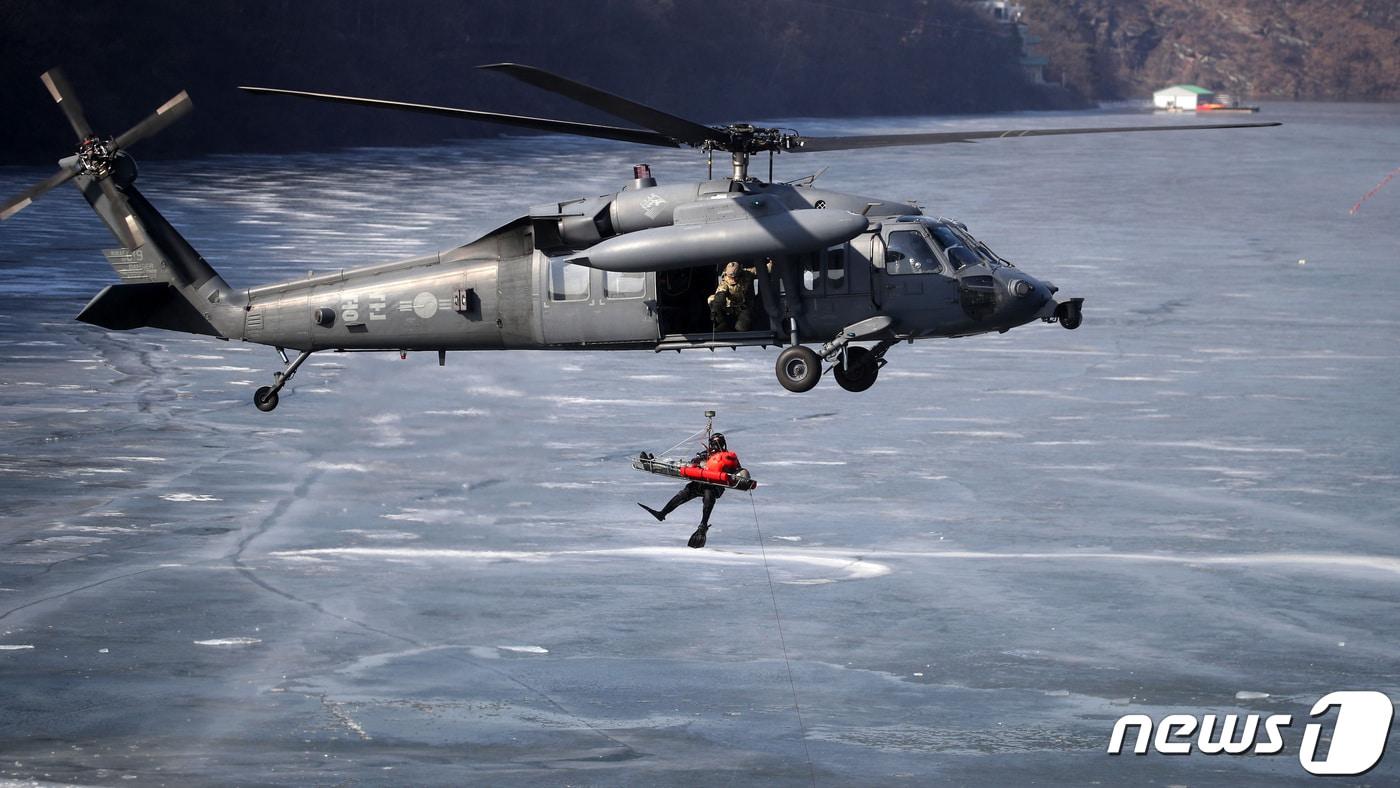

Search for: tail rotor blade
xmin=96 ymin=177 xmax=139 ymax=247
xmin=114 ymin=91 xmax=192 ymax=151
xmin=40 ymin=68 xmax=94 ymax=141
xmin=0 ymin=167 xmax=78 ymax=221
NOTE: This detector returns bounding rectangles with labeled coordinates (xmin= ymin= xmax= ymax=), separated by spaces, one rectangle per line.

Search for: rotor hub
xmin=710 ymin=124 xmax=803 ymax=155
xmin=77 ymin=134 xmax=117 ymax=178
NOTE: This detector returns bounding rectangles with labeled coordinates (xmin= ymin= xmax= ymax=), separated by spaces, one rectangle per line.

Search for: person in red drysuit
xmin=638 ymin=432 xmax=743 ymax=548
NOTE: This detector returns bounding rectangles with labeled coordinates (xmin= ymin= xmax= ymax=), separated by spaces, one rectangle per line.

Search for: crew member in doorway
xmin=638 ymin=433 xmax=743 ymax=548
xmin=709 ymin=261 xmax=755 ymax=332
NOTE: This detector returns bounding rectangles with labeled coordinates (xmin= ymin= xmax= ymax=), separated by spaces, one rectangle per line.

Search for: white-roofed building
xmin=1154 ymin=84 xmax=1214 ymax=110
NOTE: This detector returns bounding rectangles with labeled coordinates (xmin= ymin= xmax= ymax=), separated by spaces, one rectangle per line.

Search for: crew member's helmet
xmin=708 ymin=433 xmax=727 ymax=452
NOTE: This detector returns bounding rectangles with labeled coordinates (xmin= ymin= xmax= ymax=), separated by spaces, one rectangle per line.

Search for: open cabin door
xmin=653 ymin=261 xmax=778 ymax=347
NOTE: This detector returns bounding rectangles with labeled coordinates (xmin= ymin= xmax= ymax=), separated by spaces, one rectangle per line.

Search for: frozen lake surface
xmin=0 ymin=102 xmax=1397 ymax=784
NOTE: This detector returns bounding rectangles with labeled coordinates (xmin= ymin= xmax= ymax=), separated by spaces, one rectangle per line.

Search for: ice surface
xmin=0 ymin=102 xmax=1397 ymax=784
xmin=193 ymin=638 xmax=263 ymax=647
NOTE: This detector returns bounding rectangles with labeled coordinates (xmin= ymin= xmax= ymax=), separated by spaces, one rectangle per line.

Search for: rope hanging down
xmin=748 ymin=491 xmax=818 ymax=787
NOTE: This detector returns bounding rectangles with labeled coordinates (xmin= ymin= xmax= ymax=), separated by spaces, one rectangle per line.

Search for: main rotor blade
xmin=238 ymin=86 xmax=680 ymax=149
xmin=792 ymin=120 xmax=1283 ymax=152
xmin=0 ymin=167 xmax=78 ymax=221
xmin=114 ymin=91 xmax=193 ymax=151
xmin=40 ymin=68 xmax=93 ymax=141
xmin=479 ymin=63 xmax=721 ymax=148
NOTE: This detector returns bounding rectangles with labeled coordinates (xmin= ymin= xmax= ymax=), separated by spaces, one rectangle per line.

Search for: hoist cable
xmin=748 ymin=490 xmax=817 ymax=787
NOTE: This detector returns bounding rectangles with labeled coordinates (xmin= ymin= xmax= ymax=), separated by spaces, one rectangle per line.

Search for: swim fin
xmin=687 ymin=524 xmax=709 ymax=549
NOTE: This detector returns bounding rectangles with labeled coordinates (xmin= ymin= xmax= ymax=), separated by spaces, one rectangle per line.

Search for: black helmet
xmin=708 ymin=433 xmax=727 ymax=452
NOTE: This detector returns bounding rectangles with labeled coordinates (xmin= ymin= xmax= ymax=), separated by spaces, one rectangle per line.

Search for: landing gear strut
xmin=254 ymin=348 xmax=313 ymax=412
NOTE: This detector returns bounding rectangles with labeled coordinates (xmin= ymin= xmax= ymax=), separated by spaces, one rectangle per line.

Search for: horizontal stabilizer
xmin=77 ymin=282 xmax=222 ymax=337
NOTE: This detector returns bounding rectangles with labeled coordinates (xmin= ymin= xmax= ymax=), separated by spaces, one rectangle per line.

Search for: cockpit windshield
xmin=927 ymin=223 xmax=963 ymax=254
xmin=921 ymin=218 xmax=1012 ymax=269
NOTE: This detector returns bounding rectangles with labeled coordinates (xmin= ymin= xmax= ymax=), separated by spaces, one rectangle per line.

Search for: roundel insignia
xmin=412 ymin=291 xmax=438 ymax=319
xmin=814 ymin=199 xmax=826 ymax=209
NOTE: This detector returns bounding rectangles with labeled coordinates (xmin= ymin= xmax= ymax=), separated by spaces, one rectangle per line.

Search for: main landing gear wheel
xmin=833 ymin=346 xmax=879 ymax=393
xmin=775 ymin=345 xmax=821 ymax=393
xmin=253 ymin=386 xmax=279 ymax=412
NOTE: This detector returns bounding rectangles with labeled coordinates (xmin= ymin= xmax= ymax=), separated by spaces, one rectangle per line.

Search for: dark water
xmin=0 ymin=103 xmax=1397 ymax=785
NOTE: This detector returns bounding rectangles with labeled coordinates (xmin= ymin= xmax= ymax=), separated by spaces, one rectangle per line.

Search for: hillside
xmin=0 ymin=0 xmax=1072 ymax=163
xmin=1018 ymin=0 xmax=1400 ymax=101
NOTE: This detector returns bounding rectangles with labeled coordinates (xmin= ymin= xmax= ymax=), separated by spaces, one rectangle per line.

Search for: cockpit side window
xmin=884 ymin=230 xmax=943 ymax=276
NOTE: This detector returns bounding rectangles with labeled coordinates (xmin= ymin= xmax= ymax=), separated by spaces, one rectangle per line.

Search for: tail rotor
xmin=0 ymin=68 xmax=192 ymax=225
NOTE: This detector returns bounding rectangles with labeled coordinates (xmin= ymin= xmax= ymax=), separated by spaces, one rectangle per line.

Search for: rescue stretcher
xmin=632 ymin=453 xmax=757 ymax=491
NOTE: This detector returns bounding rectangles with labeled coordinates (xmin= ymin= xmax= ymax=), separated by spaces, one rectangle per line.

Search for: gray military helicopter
xmin=2 ymin=65 xmax=1278 ymax=411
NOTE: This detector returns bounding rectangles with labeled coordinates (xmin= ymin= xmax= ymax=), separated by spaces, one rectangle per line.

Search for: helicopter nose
xmin=1007 ymin=274 xmax=1053 ymax=304
xmin=1001 ymin=273 xmax=1057 ymax=323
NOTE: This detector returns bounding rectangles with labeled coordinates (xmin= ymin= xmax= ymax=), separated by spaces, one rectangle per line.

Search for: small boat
xmin=1198 ymin=93 xmax=1259 ymax=113
xmin=1197 ymin=102 xmax=1260 ymax=113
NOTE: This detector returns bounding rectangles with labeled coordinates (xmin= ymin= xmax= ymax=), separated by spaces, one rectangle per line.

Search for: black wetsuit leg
xmin=659 ymin=482 xmax=705 ymax=518
xmin=699 ymin=486 xmax=724 ymax=526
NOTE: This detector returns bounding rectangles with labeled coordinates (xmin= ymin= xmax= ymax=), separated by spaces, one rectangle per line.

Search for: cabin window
xmin=549 ymin=260 xmax=590 ymax=301
xmin=825 ymin=246 xmax=846 ymax=291
xmin=885 ymin=231 xmax=942 ymax=275
xmin=605 ymin=270 xmax=646 ymax=299
xmin=801 ymin=252 xmax=820 ymax=291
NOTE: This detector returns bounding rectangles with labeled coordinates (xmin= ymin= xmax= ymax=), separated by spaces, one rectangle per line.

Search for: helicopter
xmin=1 ymin=65 xmax=1278 ymax=411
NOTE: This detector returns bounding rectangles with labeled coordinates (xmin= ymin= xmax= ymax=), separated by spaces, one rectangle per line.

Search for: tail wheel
xmin=253 ymin=386 xmax=279 ymax=412
xmin=833 ymin=346 xmax=879 ymax=393
xmin=1057 ymin=300 xmax=1083 ymax=330
xmin=775 ymin=345 xmax=821 ymax=393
